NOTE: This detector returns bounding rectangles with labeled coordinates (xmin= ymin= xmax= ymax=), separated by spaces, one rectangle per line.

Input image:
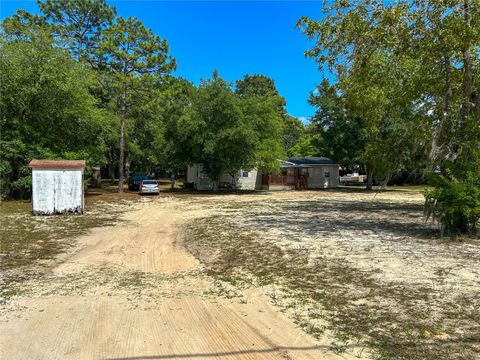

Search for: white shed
xmin=28 ymin=159 xmax=86 ymax=215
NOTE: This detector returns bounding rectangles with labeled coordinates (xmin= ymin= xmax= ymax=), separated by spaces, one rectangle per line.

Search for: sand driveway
xmin=1 ymin=196 xmax=348 ymax=360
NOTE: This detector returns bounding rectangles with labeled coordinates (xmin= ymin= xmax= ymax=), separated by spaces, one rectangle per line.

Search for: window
xmin=324 ymin=171 xmax=330 ymax=178
xmin=142 ymin=180 xmax=158 ymax=185
xmin=242 ymin=171 xmax=249 ymax=177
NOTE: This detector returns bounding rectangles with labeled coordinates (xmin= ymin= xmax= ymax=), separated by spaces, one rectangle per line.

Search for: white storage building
xmin=28 ymin=159 xmax=86 ymax=215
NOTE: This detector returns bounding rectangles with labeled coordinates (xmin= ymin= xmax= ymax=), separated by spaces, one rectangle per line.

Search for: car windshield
xmin=142 ymin=180 xmax=157 ymax=185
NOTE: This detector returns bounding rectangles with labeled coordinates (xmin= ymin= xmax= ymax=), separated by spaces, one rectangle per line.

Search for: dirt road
xmin=1 ymin=196 xmax=349 ymax=360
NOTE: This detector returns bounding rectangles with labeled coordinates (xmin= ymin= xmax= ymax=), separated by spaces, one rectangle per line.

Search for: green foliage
xmin=238 ymin=79 xmax=285 ymax=172
xmin=425 ymin=124 xmax=480 ymax=236
xmin=282 ymin=115 xmax=306 ymax=157
xmin=235 ymin=74 xmax=286 ymax=111
xmin=236 ymin=74 xmax=298 ymax=161
xmin=297 ymin=2 xmax=427 ymax=185
xmin=176 ymin=76 xmax=257 ymax=187
xmin=161 ymin=77 xmax=198 ymax=171
xmin=0 ymin=27 xmax=108 ymax=198
xmin=425 ymin=174 xmax=480 ymax=236
xmin=99 ymin=15 xmax=175 ymax=190
xmin=1 ymin=2 xmax=297 ymax=197
xmin=38 ymin=0 xmax=116 ymax=61
xmin=288 ymin=130 xmax=318 ymax=158
xmin=298 ymin=0 xmax=479 ymax=231
xmin=166 ymin=73 xmax=286 ymax=189
xmin=1 ymin=9 xmax=50 ymax=41
xmin=99 ymin=16 xmax=175 ymax=78
xmin=309 ymin=79 xmax=366 ymax=168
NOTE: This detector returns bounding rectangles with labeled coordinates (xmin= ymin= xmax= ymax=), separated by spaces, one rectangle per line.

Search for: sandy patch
xmin=1 ymin=195 xmax=348 ymax=360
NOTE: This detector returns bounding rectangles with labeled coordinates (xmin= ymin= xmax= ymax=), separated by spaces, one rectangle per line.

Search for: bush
xmin=424 ymin=174 xmax=480 ymax=236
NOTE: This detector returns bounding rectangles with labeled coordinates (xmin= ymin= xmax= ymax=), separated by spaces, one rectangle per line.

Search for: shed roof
xmin=28 ymin=159 xmax=86 ymax=169
xmin=287 ymin=157 xmax=338 ymax=165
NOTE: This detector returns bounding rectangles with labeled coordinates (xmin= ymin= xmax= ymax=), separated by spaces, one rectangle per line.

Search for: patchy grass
xmin=182 ymin=191 xmax=480 ymax=359
xmin=337 ymin=184 xmax=433 ymax=192
xmin=0 ymin=199 xmax=131 ymax=271
xmin=0 ymin=193 xmax=137 ymax=303
xmin=115 ymin=270 xmax=147 ymax=289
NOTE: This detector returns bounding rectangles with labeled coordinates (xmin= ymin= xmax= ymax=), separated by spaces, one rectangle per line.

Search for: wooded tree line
xmin=298 ymin=0 xmax=480 ymax=234
xmin=0 ymin=0 xmax=309 ymax=198
xmin=1 ymin=0 xmax=478 ymax=234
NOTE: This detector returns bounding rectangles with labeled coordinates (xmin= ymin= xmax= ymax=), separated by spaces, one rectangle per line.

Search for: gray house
xmin=261 ymin=157 xmax=340 ymax=190
xmin=187 ymin=157 xmax=339 ymax=191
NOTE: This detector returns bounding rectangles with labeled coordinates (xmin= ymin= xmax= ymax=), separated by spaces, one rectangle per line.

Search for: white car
xmin=139 ymin=180 xmax=160 ymax=195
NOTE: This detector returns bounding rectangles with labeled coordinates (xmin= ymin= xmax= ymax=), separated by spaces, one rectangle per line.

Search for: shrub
xmin=424 ymin=173 xmax=480 ymax=236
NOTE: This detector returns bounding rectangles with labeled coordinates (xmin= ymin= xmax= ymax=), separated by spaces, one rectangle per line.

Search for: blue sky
xmin=1 ymin=1 xmax=329 ymax=120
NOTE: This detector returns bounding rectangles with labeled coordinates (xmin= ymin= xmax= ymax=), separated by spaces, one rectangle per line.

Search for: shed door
xmin=53 ymin=170 xmax=83 ymax=213
xmin=32 ymin=170 xmax=55 ymax=214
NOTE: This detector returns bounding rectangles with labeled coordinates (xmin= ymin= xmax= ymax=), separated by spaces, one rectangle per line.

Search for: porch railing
xmin=262 ymin=175 xmax=295 ymax=186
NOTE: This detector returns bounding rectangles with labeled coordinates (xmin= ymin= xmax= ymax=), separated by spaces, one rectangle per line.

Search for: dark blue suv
xmin=128 ymin=174 xmax=149 ymax=191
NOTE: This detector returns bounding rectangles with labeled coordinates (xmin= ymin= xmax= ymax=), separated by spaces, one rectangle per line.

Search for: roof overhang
xmin=28 ymin=159 xmax=86 ymax=169
xmin=280 ymin=164 xmax=313 ymax=169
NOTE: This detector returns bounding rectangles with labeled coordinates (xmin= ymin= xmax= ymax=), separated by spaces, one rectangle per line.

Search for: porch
xmin=261 ymin=169 xmax=309 ymax=190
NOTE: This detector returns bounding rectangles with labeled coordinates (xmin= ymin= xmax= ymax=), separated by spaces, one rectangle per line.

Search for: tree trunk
xmin=428 ymin=53 xmax=453 ymax=171
xmin=475 ymin=85 xmax=480 ymax=119
xmin=118 ymin=88 xmax=126 ymax=193
xmin=366 ymin=168 xmax=374 ymax=191
xmin=460 ymin=0 xmax=472 ymax=122
xmin=212 ymin=180 xmax=219 ymax=192
xmin=107 ymin=149 xmax=115 ymax=181
xmin=77 ymin=37 xmax=82 ymax=61
xmin=125 ymin=158 xmax=131 ymax=184
xmin=229 ymin=172 xmax=237 ymax=191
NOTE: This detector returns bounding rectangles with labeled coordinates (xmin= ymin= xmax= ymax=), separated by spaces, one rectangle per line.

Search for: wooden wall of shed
xmin=32 ymin=169 xmax=84 ymax=215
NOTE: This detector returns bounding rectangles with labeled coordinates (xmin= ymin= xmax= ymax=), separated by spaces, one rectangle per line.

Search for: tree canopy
xmin=38 ymin=0 xmax=116 ymax=61
xmin=298 ymin=0 xmax=480 ymax=232
xmin=99 ymin=15 xmax=175 ymax=191
xmin=0 ymin=3 xmax=290 ymax=197
xmin=0 ymin=27 xmax=109 ymax=198
xmin=166 ymin=73 xmax=287 ymax=191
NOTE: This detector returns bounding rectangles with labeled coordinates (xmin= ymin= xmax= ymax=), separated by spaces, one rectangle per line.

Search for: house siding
xmin=186 ymin=163 xmax=198 ymax=183
xmin=307 ymin=165 xmax=339 ymax=189
xmin=236 ymin=169 xmax=258 ymax=190
xmin=186 ymin=164 xmax=258 ymax=190
xmin=187 ymin=162 xmax=340 ymax=191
